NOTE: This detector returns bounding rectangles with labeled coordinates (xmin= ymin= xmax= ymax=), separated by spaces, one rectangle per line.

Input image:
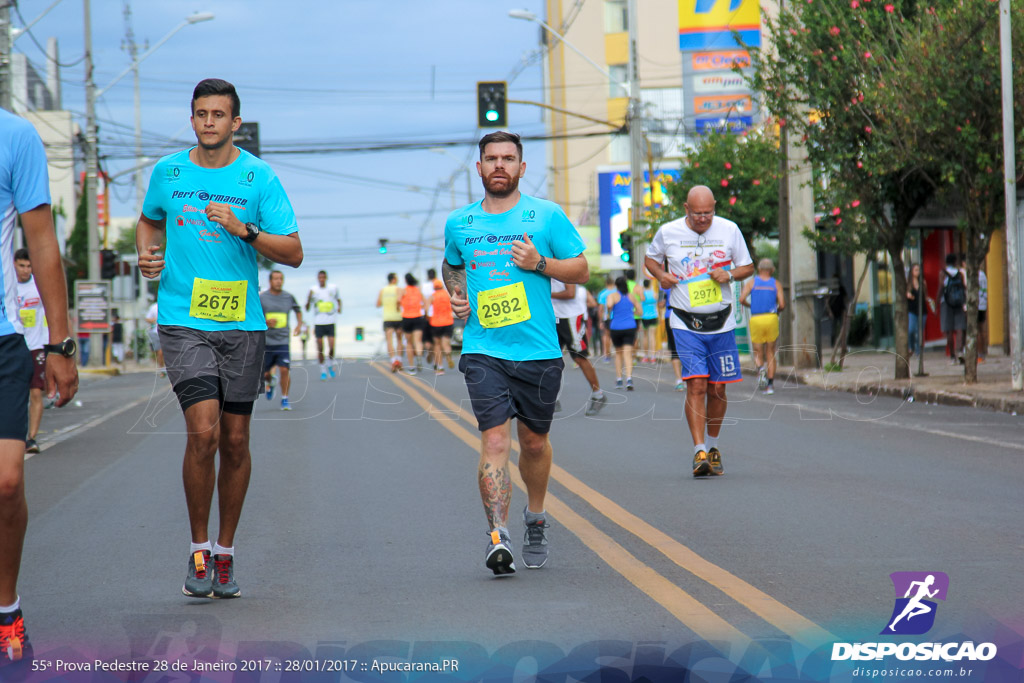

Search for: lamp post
xmin=82 ymin=4 xmax=213 ymax=365
xmin=509 ymin=4 xmax=645 ymax=265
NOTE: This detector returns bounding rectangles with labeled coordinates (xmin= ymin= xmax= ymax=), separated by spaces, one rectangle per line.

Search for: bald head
xmin=684 ymin=185 xmax=716 ymax=231
xmin=687 ymin=185 xmax=715 ymax=204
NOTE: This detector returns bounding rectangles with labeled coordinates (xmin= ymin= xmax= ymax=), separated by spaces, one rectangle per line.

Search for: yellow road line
xmin=374 ymin=363 xmax=835 ymax=648
xmin=371 ymin=362 xmax=750 ymax=648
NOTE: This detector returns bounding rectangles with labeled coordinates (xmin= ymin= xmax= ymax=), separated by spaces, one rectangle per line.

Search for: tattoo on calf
xmin=478 ymin=461 xmax=511 ymax=529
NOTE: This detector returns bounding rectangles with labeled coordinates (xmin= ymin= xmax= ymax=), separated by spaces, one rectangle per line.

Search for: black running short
xmin=458 ymin=353 xmax=563 ymax=435
xmin=0 ymin=334 xmax=32 ymax=441
xmin=664 ymin=318 xmax=679 ymax=359
xmin=610 ymin=328 xmax=637 ymax=348
xmin=314 ymin=324 xmax=335 ymax=339
xmin=160 ymin=326 xmax=265 ymax=413
xmin=401 ymin=317 xmax=425 ymax=334
xmin=383 ymin=320 xmax=402 ymax=331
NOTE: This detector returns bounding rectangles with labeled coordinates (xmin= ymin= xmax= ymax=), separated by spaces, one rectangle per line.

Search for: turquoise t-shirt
xmin=443 ymin=195 xmax=586 ymax=361
xmin=142 ymin=148 xmax=298 ymax=331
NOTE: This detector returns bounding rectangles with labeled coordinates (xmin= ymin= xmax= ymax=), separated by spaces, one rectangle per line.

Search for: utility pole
xmin=998 ymin=0 xmax=1022 ymax=390
xmin=626 ymin=0 xmax=645 ymax=268
xmin=0 ymin=2 xmax=12 ymax=112
xmin=123 ymin=1 xmax=145 ymax=215
xmin=83 ymin=0 xmax=102 ymax=366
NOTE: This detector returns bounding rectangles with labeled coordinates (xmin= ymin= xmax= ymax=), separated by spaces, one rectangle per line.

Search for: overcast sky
xmin=21 ymin=0 xmax=551 ymax=332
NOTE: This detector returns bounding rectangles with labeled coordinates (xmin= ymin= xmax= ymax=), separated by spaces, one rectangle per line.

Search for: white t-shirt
xmin=978 ymin=270 xmax=988 ymax=311
xmin=146 ymin=302 xmax=159 ymax=329
xmin=551 ymin=280 xmax=587 ymax=319
xmin=16 ymin=276 xmax=47 ymax=350
xmin=645 ymin=215 xmax=753 ymax=334
xmin=308 ymin=284 xmax=341 ymax=325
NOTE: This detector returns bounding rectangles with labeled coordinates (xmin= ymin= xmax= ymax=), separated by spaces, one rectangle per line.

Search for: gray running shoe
xmin=757 ymin=367 xmax=768 ymax=390
xmin=182 ymin=550 xmax=213 ymax=598
xmin=692 ymin=450 xmax=711 ymax=477
xmin=211 ymin=554 xmax=241 ymax=598
xmin=24 ymin=439 xmax=39 ymax=454
xmin=485 ymin=529 xmax=516 ymax=576
xmin=584 ymin=393 xmax=607 ymax=416
xmin=522 ymin=508 xmax=550 ymax=569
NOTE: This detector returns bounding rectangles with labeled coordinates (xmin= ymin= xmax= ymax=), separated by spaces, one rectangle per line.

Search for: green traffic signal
xmin=477 ymin=81 xmax=507 ymax=128
xmin=620 ymin=252 xmax=631 ymax=263
xmin=378 ymin=238 xmax=388 ymax=254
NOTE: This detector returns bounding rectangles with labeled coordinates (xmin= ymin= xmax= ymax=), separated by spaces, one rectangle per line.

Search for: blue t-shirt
xmin=142 ymin=148 xmax=298 ymax=331
xmin=1 ymin=110 xmax=51 ymax=338
xmin=443 ymin=194 xmax=586 ymax=361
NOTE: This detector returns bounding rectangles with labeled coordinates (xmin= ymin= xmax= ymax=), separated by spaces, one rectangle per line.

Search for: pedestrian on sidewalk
xmin=939 ymin=253 xmax=966 ymax=364
xmin=906 ymin=262 xmax=934 ymax=357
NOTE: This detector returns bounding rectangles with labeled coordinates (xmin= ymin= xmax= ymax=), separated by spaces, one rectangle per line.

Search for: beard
xmin=482 ymin=171 xmax=520 ymax=198
xmin=197 ymin=132 xmax=231 ymax=151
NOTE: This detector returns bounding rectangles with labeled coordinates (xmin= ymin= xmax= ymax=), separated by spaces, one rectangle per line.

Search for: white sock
xmin=281 ymin=395 xmax=288 ymax=400
xmin=694 ymin=443 xmax=706 ymax=455
xmin=320 ymin=363 xmax=327 ymax=373
xmin=190 ymin=542 xmax=212 ymax=555
xmin=592 ymin=389 xmax=604 ymax=398
xmin=213 ymin=543 xmax=234 ymax=557
xmin=706 ymin=435 xmax=719 ymax=450
xmin=0 ymin=598 xmax=20 ymax=613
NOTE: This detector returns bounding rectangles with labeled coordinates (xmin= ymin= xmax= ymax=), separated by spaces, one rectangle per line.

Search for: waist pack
xmin=671 ymin=305 xmax=732 ymax=332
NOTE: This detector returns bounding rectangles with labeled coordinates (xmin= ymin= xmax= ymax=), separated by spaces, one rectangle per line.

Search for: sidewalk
xmin=768 ymin=347 xmax=1024 ymax=415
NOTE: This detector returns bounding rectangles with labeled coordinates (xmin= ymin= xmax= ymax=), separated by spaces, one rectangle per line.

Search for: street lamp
xmin=83 ymin=5 xmax=213 ymax=366
xmin=509 ymin=4 xmax=645 ymax=265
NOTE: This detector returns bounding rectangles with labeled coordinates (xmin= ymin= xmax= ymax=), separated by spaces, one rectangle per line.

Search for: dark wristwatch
xmin=43 ymin=337 xmax=77 ymax=358
xmin=242 ymin=222 xmax=260 ymax=243
xmin=534 ymin=255 xmax=547 ymax=273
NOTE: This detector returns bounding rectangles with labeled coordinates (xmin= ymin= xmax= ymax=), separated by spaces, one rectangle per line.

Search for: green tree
xmin=751 ymin=0 xmax=954 ymax=379
xmin=643 ymin=129 xmax=781 ymax=254
xmin=65 ymin=178 xmax=90 ymax=293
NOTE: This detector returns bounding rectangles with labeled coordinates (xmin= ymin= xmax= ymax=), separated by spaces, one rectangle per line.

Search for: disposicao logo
xmin=831 ymin=571 xmax=997 ymax=663
xmin=882 ymin=571 xmax=948 ymax=635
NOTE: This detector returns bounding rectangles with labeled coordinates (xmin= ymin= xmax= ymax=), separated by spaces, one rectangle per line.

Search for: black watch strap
xmin=43 ymin=337 xmax=77 ymax=358
xmin=242 ymin=222 xmax=260 ymax=243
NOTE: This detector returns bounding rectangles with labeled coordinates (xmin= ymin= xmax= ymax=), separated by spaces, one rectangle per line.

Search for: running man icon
xmin=882 ymin=571 xmax=949 ymax=635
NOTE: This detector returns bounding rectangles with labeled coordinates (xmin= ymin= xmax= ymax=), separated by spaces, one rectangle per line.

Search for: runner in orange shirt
xmin=400 ymin=273 xmax=426 ymax=374
xmin=428 ymin=280 xmax=455 ymax=374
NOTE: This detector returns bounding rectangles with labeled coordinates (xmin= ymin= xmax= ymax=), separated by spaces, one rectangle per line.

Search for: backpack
xmin=944 ymin=272 xmax=966 ymax=309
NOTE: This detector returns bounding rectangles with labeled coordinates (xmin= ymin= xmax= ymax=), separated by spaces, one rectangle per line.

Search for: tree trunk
xmin=888 ymin=246 xmax=911 ymax=380
xmin=833 ymin=257 xmax=873 ymax=370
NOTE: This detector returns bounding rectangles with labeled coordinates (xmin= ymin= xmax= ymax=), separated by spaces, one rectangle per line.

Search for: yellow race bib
xmin=477 ymin=282 xmax=531 ymax=329
xmin=687 ymin=278 xmax=723 ymax=307
xmin=19 ymin=309 xmax=37 ymax=328
xmin=189 ymin=278 xmax=247 ymax=322
xmin=265 ymin=312 xmax=287 ymax=329
xmin=316 ymin=300 xmax=335 ymax=314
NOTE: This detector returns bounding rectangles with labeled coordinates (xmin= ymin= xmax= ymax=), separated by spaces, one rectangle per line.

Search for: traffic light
xmin=378 ymin=238 xmax=388 ymax=254
xmin=477 ymin=81 xmax=507 ymax=128
xmin=618 ymin=232 xmax=633 ymax=263
xmin=355 ymin=326 xmax=364 ymax=341
xmin=100 ymin=249 xmax=118 ymax=279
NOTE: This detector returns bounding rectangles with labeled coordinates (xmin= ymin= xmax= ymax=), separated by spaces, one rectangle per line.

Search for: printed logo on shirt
xmin=171 ymin=190 xmax=248 ymax=206
xmin=165 ymin=167 xmax=181 ymax=181
xmin=237 ymin=169 xmax=255 ymax=186
xmin=464 ymin=233 xmax=533 ymax=246
xmin=521 ymin=209 xmax=536 ymax=222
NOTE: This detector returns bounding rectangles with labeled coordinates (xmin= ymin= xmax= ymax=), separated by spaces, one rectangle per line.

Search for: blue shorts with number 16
xmin=673 ymin=327 xmax=743 ymax=384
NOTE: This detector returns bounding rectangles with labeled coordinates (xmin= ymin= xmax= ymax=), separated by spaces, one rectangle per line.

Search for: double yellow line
xmin=370 ymin=362 xmax=834 ymax=652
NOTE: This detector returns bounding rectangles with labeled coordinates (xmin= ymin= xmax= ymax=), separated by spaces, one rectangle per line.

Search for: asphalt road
xmin=18 ymin=357 xmax=1023 ymax=680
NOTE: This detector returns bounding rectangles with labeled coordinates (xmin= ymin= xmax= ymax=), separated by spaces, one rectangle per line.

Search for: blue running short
xmin=262 ymin=344 xmax=291 ymax=372
xmin=673 ymin=327 xmax=742 ymax=384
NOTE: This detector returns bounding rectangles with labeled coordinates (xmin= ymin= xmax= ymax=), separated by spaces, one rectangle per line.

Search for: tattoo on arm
xmin=442 ymin=261 xmax=466 ymax=295
xmin=478 ymin=461 xmax=512 ymax=530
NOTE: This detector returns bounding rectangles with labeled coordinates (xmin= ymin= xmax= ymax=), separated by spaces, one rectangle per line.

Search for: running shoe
xmin=615 ymin=378 xmax=623 ymax=389
xmin=708 ymin=447 xmax=724 ymax=476
xmin=554 ymin=399 xmax=562 ymax=413
xmin=407 ymin=367 xmax=418 ymax=375
xmin=692 ymin=450 xmax=711 ymax=477
xmin=211 ymin=554 xmax=241 ymax=599
xmin=182 ymin=549 xmax=213 ymax=598
xmin=266 ymin=374 xmax=276 ymax=400
xmin=626 ymin=377 xmax=634 ymax=391
xmin=391 ymin=359 xmax=402 ymax=373
xmin=757 ymin=366 xmax=768 ymax=390
xmin=585 ymin=393 xmax=607 ymax=416
xmin=281 ymin=398 xmax=291 ymax=411
xmin=0 ymin=609 xmax=32 ymax=679
xmin=320 ymin=372 xmax=328 ymax=381
xmin=484 ymin=529 xmax=516 ymax=576
xmin=328 ymin=366 xmax=336 ymax=379
xmin=675 ymin=381 xmax=685 ymax=392
xmin=24 ymin=439 xmax=39 ymax=454
xmin=765 ymin=384 xmax=775 ymax=395
xmin=522 ymin=508 xmax=550 ymax=569
xmin=447 ymin=356 xmax=455 ymax=369
xmin=435 ymin=367 xmax=445 ymax=375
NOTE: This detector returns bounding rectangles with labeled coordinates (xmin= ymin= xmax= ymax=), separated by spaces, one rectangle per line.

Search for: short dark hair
xmin=318 ymin=270 xmax=328 ymax=277
xmin=478 ymin=131 xmax=523 ymax=161
xmin=405 ymin=273 xmax=418 ymax=287
xmin=387 ymin=272 xmax=397 ymax=283
xmin=426 ymin=268 xmax=437 ymax=280
xmin=615 ymin=276 xmax=629 ymax=295
xmin=14 ymin=247 xmax=29 ymax=261
xmin=945 ymin=253 xmax=957 ymax=267
xmin=192 ymin=78 xmax=240 ymax=118
xmin=269 ymin=269 xmax=283 ymax=279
